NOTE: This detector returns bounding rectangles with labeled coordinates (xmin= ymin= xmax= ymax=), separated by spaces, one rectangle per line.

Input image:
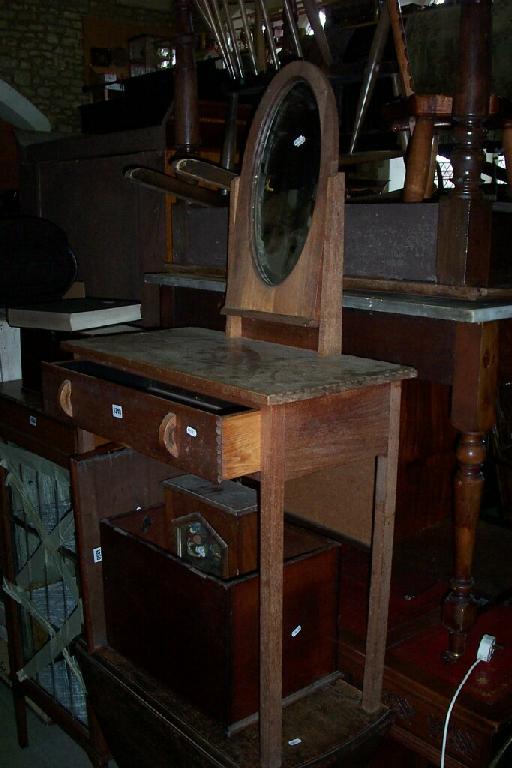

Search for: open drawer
xmin=42 ymin=360 xmax=261 ymax=482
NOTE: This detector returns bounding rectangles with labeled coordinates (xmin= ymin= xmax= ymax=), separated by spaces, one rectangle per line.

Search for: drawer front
xmin=0 ymin=396 xmax=77 ymax=466
xmin=42 ymin=362 xmax=260 ymax=482
xmin=101 ymin=514 xmax=339 ymax=728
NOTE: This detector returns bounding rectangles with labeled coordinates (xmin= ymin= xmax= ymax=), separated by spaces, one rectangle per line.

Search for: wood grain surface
xmin=62 ymin=327 xmax=415 ymax=407
xmin=75 ymin=641 xmax=393 ymax=768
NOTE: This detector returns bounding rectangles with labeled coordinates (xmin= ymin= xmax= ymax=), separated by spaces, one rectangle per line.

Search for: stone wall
xmin=0 ymin=0 xmax=173 ymax=133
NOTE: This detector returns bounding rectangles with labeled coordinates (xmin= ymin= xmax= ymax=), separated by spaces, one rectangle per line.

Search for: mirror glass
xmin=253 ymin=81 xmax=321 ymax=286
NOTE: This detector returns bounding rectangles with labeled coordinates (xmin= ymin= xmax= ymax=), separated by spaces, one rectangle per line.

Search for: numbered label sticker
xmin=29 ymin=415 xmax=37 ymax=427
xmin=93 ymin=547 xmax=103 ymax=563
xmin=112 ymin=404 xmax=123 ymax=419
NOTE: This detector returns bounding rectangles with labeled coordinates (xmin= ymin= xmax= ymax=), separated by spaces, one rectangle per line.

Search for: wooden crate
xmin=101 ymin=507 xmax=341 ymax=730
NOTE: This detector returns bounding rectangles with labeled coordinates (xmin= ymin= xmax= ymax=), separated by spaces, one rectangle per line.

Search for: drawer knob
xmin=159 ymin=412 xmax=178 ymax=457
xmin=58 ymin=379 xmax=73 ymax=417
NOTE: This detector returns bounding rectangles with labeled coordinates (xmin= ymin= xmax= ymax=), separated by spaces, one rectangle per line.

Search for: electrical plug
xmin=477 ymin=634 xmax=496 ymax=663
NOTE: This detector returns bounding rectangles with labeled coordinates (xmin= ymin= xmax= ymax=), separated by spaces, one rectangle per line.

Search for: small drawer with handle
xmin=42 ymin=360 xmax=261 ymax=482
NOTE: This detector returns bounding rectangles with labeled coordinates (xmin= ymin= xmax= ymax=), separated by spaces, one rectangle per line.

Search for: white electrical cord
xmin=440 ymin=634 xmax=496 ymax=768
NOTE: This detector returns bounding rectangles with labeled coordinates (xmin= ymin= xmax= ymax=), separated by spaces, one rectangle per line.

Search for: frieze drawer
xmin=42 ymin=360 xmax=261 ymax=482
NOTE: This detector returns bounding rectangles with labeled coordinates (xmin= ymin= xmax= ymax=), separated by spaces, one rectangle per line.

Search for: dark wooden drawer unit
xmin=42 ymin=360 xmax=261 ymax=482
xmin=0 ymin=380 xmax=100 ymax=467
xmin=163 ymin=474 xmax=258 ymax=579
xmin=100 ymin=506 xmax=341 ymax=731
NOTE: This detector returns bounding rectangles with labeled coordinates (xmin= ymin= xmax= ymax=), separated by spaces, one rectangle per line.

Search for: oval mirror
xmin=252 ymin=81 xmax=321 ymax=286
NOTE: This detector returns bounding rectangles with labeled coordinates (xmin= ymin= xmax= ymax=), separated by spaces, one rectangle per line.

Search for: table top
xmin=63 ymin=327 xmax=415 ymax=407
xmin=144 ymin=272 xmax=512 ymax=323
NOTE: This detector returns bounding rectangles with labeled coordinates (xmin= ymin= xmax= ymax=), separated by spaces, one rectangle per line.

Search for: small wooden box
xmin=101 ymin=506 xmax=341 ymax=730
xmin=163 ymin=474 xmax=258 ymax=579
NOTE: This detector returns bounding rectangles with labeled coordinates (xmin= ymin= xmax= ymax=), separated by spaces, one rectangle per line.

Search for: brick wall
xmin=0 ymin=0 xmax=172 ymax=133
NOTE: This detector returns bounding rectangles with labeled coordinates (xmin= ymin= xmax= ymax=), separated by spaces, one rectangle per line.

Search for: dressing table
xmin=42 ymin=62 xmax=415 ymax=767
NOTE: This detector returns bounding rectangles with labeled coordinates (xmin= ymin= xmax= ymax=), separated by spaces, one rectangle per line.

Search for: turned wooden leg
xmin=403 ymin=117 xmax=434 ymax=202
xmin=442 ymin=432 xmax=486 ymax=661
xmin=437 ymin=0 xmax=492 ymax=286
xmin=445 ymin=322 xmax=498 ymax=660
xmin=259 ymin=406 xmax=286 ymax=768
xmin=173 ymin=0 xmax=200 ymax=156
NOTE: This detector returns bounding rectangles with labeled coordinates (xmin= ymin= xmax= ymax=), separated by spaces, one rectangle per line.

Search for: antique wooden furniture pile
xmin=39 ymin=62 xmax=415 ymax=768
xmin=2 ymin=1 xmax=512 ymax=767
xmin=143 ymin=1 xmax=512 ymax=765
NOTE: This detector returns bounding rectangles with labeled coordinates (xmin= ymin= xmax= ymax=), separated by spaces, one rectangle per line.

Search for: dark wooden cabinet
xmin=101 ymin=506 xmax=341 ymax=729
xmin=0 ymin=382 xmax=173 ymax=765
xmin=0 ymin=382 xmax=109 ymax=766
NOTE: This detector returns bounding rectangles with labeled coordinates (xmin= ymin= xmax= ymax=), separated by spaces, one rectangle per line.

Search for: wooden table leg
xmin=442 ymin=431 xmax=485 ymax=661
xmin=173 ymin=0 xmax=200 ymax=157
xmin=436 ymin=0 xmax=492 ymax=287
xmin=363 ymin=382 xmax=401 ymax=712
xmin=403 ymin=117 xmax=434 ymax=203
xmin=443 ymin=322 xmax=499 ymax=660
xmin=259 ymin=405 xmax=286 ymax=768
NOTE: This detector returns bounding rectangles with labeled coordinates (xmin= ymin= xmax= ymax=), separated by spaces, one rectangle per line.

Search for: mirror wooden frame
xmin=223 ymin=61 xmax=345 ymax=356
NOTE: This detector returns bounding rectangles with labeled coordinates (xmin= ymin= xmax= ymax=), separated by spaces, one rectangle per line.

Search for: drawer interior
xmin=56 ymin=360 xmax=250 ymax=415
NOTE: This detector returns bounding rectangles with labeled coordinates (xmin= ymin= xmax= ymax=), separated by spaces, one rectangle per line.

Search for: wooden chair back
xmin=386 ymin=0 xmax=414 ymax=98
